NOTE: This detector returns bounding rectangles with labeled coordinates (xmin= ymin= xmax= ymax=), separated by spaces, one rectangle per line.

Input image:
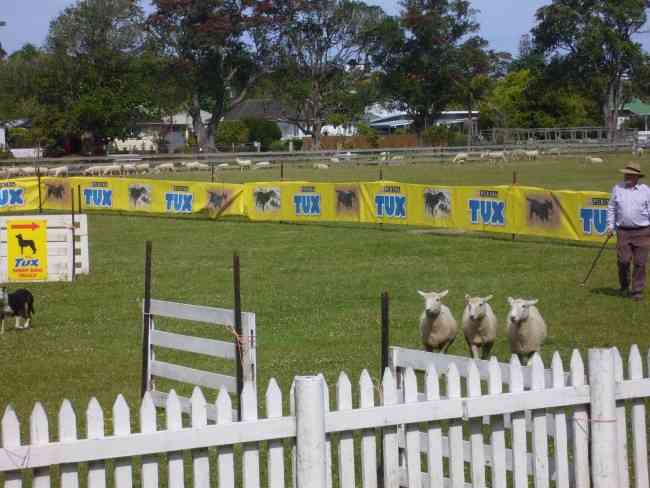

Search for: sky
xmin=1 ymin=0 xmax=549 ymax=56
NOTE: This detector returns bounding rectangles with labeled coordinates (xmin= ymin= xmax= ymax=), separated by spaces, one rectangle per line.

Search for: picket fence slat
xmin=630 ymin=346 xmax=649 ymax=488
xmin=382 ymin=368 xmax=399 ymax=488
xmin=403 ymin=368 xmax=421 ymax=488
xmin=359 ymin=370 xmax=377 ymax=488
xmin=290 ymin=381 xmax=297 ymax=488
xmin=509 ymin=356 xmax=527 ymax=488
xmin=151 ymin=330 xmax=236 ymax=359
xmin=551 ymin=353 xmax=570 ymax=488
xmin=1 ymin=405 xmax=22 ymax=488
xmin=58 ymin=400 xmax=79 ymax=488
xmin=86 ymin=399 xmax=106 ymax=488
xmin=425 ymin=365 xmax=443 ymax=488
xmin=613 ymin=348 xmax=630 ymax=488
xmin=467 ymin=362 xmax=485 ymax=488
xmin=242 ymin=382 xmax=260 ymax=488
xmin=113 ymin=395 xmax=132 ymax=488
xmin=140 ymin=392 xmax=159 ymax=488
xmin=488 ymin=358 xmax=506 ymax=488
xmin=30 ymin=403 xmax=50 ymax=488
xmin=531 ymin=354 xmax=550 ymax=488
xmin=165 ymin=390 xmax=185 ymax=488
xmin=336 ymin=373 xmax=356 ymax=488
xmin=216 ymin=389 xmax=235 ymax=488
xmin=447 ymin=364 xmax=464 ymax=488
xmin=266 ymin=379 xmax=285 ymax=488
xmin=570 ymin=350 xmax=590 ymax=488
xmin=150 ymin=360 xmax=237 ymax=392
xmin=191 ymin=388 xmax=210 ymax=488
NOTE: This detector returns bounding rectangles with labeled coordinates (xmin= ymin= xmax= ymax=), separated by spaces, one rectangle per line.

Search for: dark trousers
xmin=617 ymin=227 xmax=650 ymax=295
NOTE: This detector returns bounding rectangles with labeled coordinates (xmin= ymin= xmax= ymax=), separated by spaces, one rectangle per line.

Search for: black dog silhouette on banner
xmin=16 ymin=234 xmax=36 ymax=255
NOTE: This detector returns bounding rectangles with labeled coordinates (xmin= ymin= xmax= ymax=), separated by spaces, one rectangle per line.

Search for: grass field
xmin=0 ymin=152 xmax=646 ymax=432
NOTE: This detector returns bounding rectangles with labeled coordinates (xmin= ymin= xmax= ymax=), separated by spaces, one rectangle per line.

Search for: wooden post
xmin=77 ymin=184 xmax=82 ymax=214
xmin=140 ymin=241 xmax=153 ymax=399
xmin=37 ymin=167 xmax=42 ymax=214
xmin=588 ymin=348 xmax=619 ymax=488
xmin=211 ymin=163 xmax=215 ymax=183
xmin=71 ymin=187 xmax=76 ymax=280
xmin=281 ymin=162 xmax=284 ymax=180
xmin=381 ymin=291 xmax=389 ymax=379
xmin=295 ymin=376 xmax=327 ymax=488
xmin=512 ymin=171 xmax=517 ymax=241
xmin=233 ymin=252 xmax=244 ymax=420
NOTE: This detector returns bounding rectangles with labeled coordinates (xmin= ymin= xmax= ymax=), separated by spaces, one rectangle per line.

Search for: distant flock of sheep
xmin=417 ymin=290 xmax=547 ymax=365
xmin=0 ymin=159 xmax=277 ymax=179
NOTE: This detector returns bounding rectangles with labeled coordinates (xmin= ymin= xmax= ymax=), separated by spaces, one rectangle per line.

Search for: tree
xmin=370 ymin=0 xmax=482 ymax=139
xmin=147 ymin=0 xmax=273 ymax=150
xmin=266 ymin=0 xmax=386 ymax=149
xmin=533 ymin=0 xmax=649 ymax=140
xmin=0 ymin=21 xmax=6 ymax=59
xmin=44 ymin=0 xmax=148 ymax=152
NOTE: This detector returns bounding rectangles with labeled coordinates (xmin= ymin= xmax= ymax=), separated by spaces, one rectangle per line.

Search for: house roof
xmin=624 ymin=99 xmax=650 ymax=117
xmin=0 ymin=118 xmax=31 ymax=129
xmin=223 ymin=99 xmax=297 ymax=122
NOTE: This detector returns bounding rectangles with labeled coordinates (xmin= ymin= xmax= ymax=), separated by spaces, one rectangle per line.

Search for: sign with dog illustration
xmin=7 ymin=219 xmax=48 ymax=281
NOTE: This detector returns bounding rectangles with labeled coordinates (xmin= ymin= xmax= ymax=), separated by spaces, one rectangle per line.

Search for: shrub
xmin=216 ymin=121 xmax=249 ymax=147
xmin=243 ymin=119 xmax=282 ymax=151
xmin=356 ymin=123 xmax=380 ymax=148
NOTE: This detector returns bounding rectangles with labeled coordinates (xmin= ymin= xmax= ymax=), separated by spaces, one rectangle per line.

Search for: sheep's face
xmin=507 ymin=297 xmax=538 ymax=324
xmin=465 ymin=294 xmax=493 ymax=321
xmin=418 ymin=290 xmax=448 ymax=318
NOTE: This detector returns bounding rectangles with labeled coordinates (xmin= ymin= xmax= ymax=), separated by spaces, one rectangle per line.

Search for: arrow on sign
xmin=11 ymin=223 xmax=39 ymax=230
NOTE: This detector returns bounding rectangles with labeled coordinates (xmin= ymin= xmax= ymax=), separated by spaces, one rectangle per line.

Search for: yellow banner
xmin=7 ymin=219 xmax=48 ymax=282
xmin=0 ymin=178 xmax=41 ymax=213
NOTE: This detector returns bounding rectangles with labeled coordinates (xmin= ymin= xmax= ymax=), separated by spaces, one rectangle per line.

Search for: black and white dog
xmin=0 ymin=287 xmax=35 ymax=334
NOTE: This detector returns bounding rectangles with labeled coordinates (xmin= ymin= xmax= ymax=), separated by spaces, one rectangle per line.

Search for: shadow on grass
xmin=590 ymin=287 xmax=624 ymax=297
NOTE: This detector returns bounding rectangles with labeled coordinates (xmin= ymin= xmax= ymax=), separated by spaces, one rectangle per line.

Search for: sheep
xmin=155 ymin=162 xmax=175 ymax=173
xmin=452 ymin=152 xmax=468 ymax=165
xmin=525 ymin=150 xmax=539 ymax=160
xmin=487 ymin=151 xmax=507 ymax=168
xmin=51 ymin=166 xmax=69 ymax=177
xmin=313 ymin=163 xmax=329 ymax=170
xmin=20 ymin=166 xmax=36 ymax=176
xmin=506 ymin=297 xmax=547 ymax=364
xmin=511 ymin=149 xmax=527 ymax=161
xmin=417 ymin=290 xmax=458 ymax=353
xmin=236 ymin=158 xmax=252 ymax=171
xmin=254 ymin=161 xmax=271 ymax=169
xmin=462 ymin=294 xmax=498 ymax=360
xmin=217 ymin=163 xmax=230 ymax=169
xmin=6 ymin=167 xmax=21 ymax=178
xmin=584 ymin=156 xmax=604 ymax=165
xmin=546 ymin=147 xmax=561 ymax=157
xmin=634 ymin=147 xmax=644 ymax=158
xmin=121 ymin=163 xmax=137 ymax=175
xmin=136 ymin=163 xmax=150 ymax=174
xmin=330 ymin=157 xmax=340 ymax=163
xmin=101 ymin=164 xmax=121 ymax=176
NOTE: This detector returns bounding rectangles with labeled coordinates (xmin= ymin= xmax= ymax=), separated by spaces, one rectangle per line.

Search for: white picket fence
xmin=1 ymin=346 xmax=649 ymax=488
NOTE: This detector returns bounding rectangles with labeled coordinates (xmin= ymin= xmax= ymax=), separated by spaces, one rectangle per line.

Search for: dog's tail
xmin=27 ymin=297 xmax=35 ymax=316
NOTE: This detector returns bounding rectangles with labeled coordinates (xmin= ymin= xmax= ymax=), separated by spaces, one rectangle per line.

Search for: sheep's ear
xmin=484 ymin=295 xmax=493 ymax=302
xmin=507 ymin=296 xmax=514 ymax=305
xmin=464 ymin=294 xmax=470 ymax=303
xmin=527 ymin=299 xmax=539 ymax=306
xmin=417 ymin=290 xmax=427 ymax=297
xmin=439 ymin=290 xmax=449 ymax=298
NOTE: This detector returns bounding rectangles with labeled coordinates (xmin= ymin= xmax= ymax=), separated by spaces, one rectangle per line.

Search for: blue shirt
xmin=607 ymin=182 xmax=650 ymax=231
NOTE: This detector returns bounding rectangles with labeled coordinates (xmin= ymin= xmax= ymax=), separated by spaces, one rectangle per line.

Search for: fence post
xmin=381 ymin=291 xmax=389 ymax=379
xmin=295 ymin=376 xmax=327 ymax=488
xmin=140 ymin=241 xmax=153 ymax=399
xmin=233 ymin=252 xmax=244 ymax=420
xmin=588 ymin=348 xmax=619 ymax=488
xmin=37 ymin=167 xmax=42 ymax=213
xmin=71 ymin=187 xmax=76 ymax=280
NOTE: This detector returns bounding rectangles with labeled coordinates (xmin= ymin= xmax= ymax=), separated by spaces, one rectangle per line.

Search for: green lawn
xmin=0 ymin=152 xmax=646 ymax=432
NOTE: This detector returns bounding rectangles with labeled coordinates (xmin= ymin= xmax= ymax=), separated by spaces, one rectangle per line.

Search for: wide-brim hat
xmin=620 ymin=161 xmax=645 ymax=177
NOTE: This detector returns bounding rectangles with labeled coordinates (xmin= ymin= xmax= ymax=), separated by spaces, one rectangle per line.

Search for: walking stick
xmin=580 ymin=234 xmax=613 ymax=286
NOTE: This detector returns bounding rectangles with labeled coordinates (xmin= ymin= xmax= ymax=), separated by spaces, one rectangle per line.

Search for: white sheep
xmin=487 ymin=151 xmax=507 ymax=168
xmin=417 ymin=290 xmax=458 ymax=353
xmin=452 ymin=152 xmax=468 ymax=164
xmin=634 ymin=147 xmax=644 ymax=158
xmin=121 ymin=163 xmax=137 ymax=175
xmin=136 ymin=163 xmax=150 ymax=174
xmin=217 ymin=163 xmax=230 ymax=169
xmin=155 ymin=162 xmax=175 ymax=173
xmin=511 ymin=149 xmax=527 ymax=161
xmin=506 ymin=297 xmax=547 ymax=364
xmin=101 ymin=164 xmax=121 ymax=176
xmin=254 ymin=161 xmax=271 ymax=169
xmin=462 ymin=294 xmax=498 ymax=360
xmin=525 ymin=150 xmax=539 ymax=160
xmin=313 ymin=163 xmax=329 ymax=170
xmin=20 ymin=166 xmax=36 ymax=176
xmin=236 ymin=158 xmax=252 ymax=171
xmin=584 ymin=156 xmax=604 ymax=165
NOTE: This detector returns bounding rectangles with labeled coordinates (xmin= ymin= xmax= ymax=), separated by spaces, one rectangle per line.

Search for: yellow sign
xmin=7 ymin=219 xmax=48 ymax=282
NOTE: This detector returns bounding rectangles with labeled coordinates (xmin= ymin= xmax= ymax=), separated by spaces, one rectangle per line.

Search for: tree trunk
xmin=189 ymin=94 xmax=217 ymax=151
xmin=466 ymin=95 xmax=474 ymax=148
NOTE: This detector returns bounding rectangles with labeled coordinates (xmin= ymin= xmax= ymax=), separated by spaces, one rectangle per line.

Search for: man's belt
xmin=618 ymin=225 xmax=650 ymax=230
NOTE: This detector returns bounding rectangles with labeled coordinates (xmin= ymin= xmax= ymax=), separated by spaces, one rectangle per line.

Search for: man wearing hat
xmin=607 ymin=161 xmax=650 ymax=300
